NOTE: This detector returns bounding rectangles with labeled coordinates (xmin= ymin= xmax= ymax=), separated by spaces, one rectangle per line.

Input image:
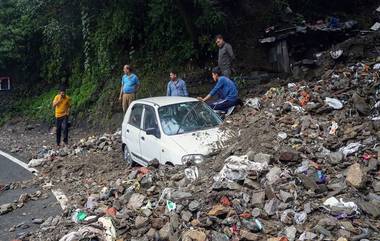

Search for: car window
xmin=143 ymin=105 xmax=158 ymax=131
xmin=129 ymin=104 xmax=143 ymax=128
xmin=158 ymin=101 xmax=222 ymax=135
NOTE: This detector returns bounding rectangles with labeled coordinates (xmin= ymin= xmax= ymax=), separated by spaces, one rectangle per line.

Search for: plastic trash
xmin=299 ymin=91 xmax=310 ymax=106
xmin=294 ymin=211 xmax=307 ymax=224
xmin=370 ymin=22 xmax=380 ymax=31
xmin=28 ymin=158 xmax=46 ymax=167
xmin=184 ymin=166 xmax=199 ymax=182
xmin=214 ymin=155 xmax=268 ymax=182
xmin=325 ymin=97 xmax=343 ymax=109
xmin=245 ymin=98 xmax=261 ymax=110
xmin=295 ymin=160 xmax=309 ymax=174
xmin=328 ymin=121 xmax=339 ymax=135
xmin=278 ymin=132 xmax=288 ymax=140
xmin=72 ymin=210 xmax=87 ymax=223
xmin=281 ymin=209 xmax=307 ymax=224
xmin=339 ymin=142 xmax=362 ymax=157
xmin=315 ymin=170 xmax=327 ymax=184
xmin=299 ymin=231 xmax=317 ymax=240
xmin=241 ymin=218 xmax=263 ymax=232
xmin=322 ymin=197 xmax=359 ymax=218
xmin=98 ymin=216 xmax=117 ymax=241
xmin=330 ymin=49 xmax=343 ymax=59
xmin=85 ymin=195 xmax=98 ymax=210
xmin=287 ymin=83 xmax=297 ymax=91
xmin=374 ymin=63 xmax=380 ymax=70
xmin=166 ymin=200 xmax=176 ymax=212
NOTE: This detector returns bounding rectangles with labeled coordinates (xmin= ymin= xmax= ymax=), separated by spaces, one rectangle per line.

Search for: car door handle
xmin=141 ymin=136 xmax=145 ymax=141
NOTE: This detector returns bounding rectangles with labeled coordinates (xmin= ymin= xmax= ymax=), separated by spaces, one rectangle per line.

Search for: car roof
xmin=134 ymin=96 xmax=199 ymax=107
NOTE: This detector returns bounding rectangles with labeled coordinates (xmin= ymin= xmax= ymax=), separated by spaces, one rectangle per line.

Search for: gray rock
xmin=181 ymin=210 xmax=192 ymax=222
xmin=170 ymin=213 xmax=180 ymax=230
xmin=328 ymin=152 xmax=343 ymax=165
xmin=0 ymin=203 xmax=14 ymax=215
xmin=142 ymin=208 xmax=153 ymax=217
xmin=99 ymin=142 xmax=106 ymax=149
xmin=188 ymin=200 xmax=200 ymax=212
xmin=298 ymin=174 xmax=319 ymax=191
xmin=171 ymin=191 xmax=192 ymax=200
xmin=159 ymin=222 xmax=171 ymax=240
xmin=146 ymin=228 xmax=157 ymax=240
xmin=128 ymin=170 xmax=138 ymax=180
xmin=266 ymin=166 xmax=281 ymax=185
xmin=352 ymin=93 xmax=370 ymax=115
xmin=127 ymin=193 xmax=146 ymax=210
xmin=51 ymin=216 xmax=60 ymax=226
xmin=303 ymin=202 xmax=312 ymax=214
xmin=59 ymin=147 xmax=69 ymax=157
xmin=346 ymin=163 xmax=366 ymax=188
xmin=141 ymin=174 xmax=153 ymax=188
xmin=357 ymin=200 xmax=380 ymax=218
xmin=247 ymin=150 xmax=255 ymax=161
xmin=264 ymin=198 xmax=280 ymax=216
xmin=317 ymin=217 xmax=337 ymax=229
xmin=337 ymin=229 xmax=351 ymax=238
xmin=253 ymin=153 xmax=272 ymax=164
xmin=135 ymin=216 xmax=148 ymax=229
xmin=313 ymin=225 xmax=332 ymax=237
xmin=373 ymin=181 xmax=380 ymax=193
xmin=279 ymin=190 xmax=293 ymax=203
xmin=298 ymin=231 xmax=317 ymax=240
xmin=285 ymin=225 xmax=297 ymax=241
xmin=251 ymin=191 xmax=265 ymax=207
xmin=368 ymin=159 xmax=378 ymax=171
xmin=32 ymin=218 xmax=44 ymax=224
xmin=211 ymin=231 xmax=229 ymax=241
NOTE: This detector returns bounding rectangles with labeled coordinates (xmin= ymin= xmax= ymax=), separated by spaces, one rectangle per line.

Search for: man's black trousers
xmin=56 ymin=115 xmax=68 ymax=145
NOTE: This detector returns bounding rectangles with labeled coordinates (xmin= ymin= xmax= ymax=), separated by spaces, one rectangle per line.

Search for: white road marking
xmin=0 ymin=150 xmax=38 ymax=174
xmin=0 ymin=150 xmax=68 ymax=210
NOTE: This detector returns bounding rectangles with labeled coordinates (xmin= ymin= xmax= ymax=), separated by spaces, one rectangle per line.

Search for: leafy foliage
xmin=0 ymin=0 xmax=226 ymax=121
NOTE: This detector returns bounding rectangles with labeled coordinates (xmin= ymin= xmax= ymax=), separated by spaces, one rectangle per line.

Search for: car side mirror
xmin=146 ymin=127 xmax=161 ymax=138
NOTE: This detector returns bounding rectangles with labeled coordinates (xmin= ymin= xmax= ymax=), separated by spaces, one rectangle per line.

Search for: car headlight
xmin=181 ymin=154 xmax=205 ymax=165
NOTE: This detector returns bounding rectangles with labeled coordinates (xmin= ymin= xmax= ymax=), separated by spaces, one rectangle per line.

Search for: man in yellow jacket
xmin=52 ymin=86 xmax=71 ymax=147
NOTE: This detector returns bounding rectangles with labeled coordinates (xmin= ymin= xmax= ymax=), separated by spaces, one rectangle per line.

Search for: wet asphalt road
xmin=0 ymin=152 xmax=60 ymax=241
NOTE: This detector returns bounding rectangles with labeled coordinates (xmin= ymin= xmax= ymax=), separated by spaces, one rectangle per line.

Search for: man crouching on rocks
xmin=52 ymin=85 xmax=71 ymax=147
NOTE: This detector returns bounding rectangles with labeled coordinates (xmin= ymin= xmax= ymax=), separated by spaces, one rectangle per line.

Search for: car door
xmin=126 ymin=104 xmax=144 ymax=164
xmin=139 ymin=105 xmax=162 ymax=163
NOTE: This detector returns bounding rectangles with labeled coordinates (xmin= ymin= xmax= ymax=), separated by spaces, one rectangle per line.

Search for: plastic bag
xmin=325 ymin=97 xmax=343 ymax=109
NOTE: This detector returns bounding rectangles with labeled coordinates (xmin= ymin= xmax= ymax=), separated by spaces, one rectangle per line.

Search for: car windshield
xmin=158 ymin=101 xmax=222 ymax=135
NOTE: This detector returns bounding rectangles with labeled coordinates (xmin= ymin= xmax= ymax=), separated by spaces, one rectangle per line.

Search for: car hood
xmin=168 ymin=127 xmax=235 ymax=156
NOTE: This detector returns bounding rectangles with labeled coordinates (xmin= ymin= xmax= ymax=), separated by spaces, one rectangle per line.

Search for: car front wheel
xmin=122 ymin=143 xmax=133 ymax=164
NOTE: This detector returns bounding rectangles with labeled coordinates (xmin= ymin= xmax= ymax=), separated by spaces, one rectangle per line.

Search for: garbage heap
xmin=30 ymin=62 xmax=380 ymax=240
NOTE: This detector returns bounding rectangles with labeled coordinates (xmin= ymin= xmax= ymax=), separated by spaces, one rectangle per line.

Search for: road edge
xmin=0 ymin=150 xmax=67 ymax=210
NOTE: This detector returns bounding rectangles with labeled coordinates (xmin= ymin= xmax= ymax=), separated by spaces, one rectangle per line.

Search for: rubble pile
xmin=27 ymin=132 xmax=122 ymax=168
xmin=25 ymin=55 xmax=380 ymax=241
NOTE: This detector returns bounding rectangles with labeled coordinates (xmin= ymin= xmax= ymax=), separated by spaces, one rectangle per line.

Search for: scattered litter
xmin=214 ymin=155 xmax=268 ymax=182
xmin=325 ymin=97 xmax=343 ymax=109
xmin=339 ymin=142 xmax=362 ymax=157
xmin=184 ymin=166 xmax=199 ymax=181
xmin=245 ymin=97 xmax=261 ymax=110
xmin=370 ymin=22 xmax=380 ymax=31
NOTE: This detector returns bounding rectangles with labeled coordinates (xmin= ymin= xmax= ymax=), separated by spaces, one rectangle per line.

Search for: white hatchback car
xmin=122 ymin=96 xmax=226 ymax=166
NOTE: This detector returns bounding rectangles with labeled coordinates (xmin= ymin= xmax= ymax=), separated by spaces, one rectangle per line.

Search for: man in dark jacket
xmin=216 ymin=34 xmax=235 ymax=78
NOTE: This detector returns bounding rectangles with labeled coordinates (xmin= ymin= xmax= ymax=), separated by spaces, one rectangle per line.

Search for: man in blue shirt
xmin=166 ymin=70 xmax=188 ymax=97
xmin=119 ymin=64 xmax=140 ymax=113
xmin=197 ymin=67 xmax=238 ymax=112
